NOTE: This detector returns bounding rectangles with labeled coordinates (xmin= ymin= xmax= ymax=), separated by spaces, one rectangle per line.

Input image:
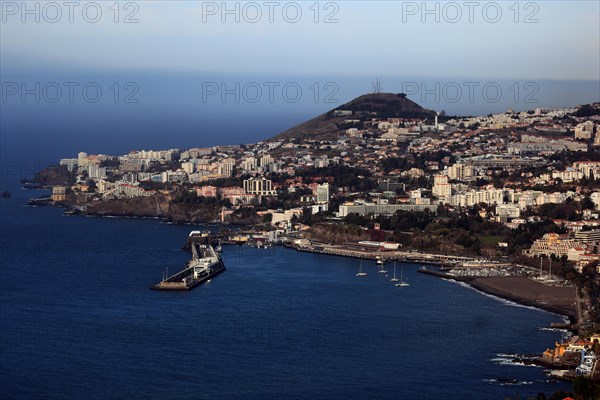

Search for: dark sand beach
xmin=468 ymin=277 xmax=577 ymax=320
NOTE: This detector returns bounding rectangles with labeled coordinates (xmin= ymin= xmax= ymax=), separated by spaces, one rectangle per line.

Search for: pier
xmin=151 ymin=262 xmax=225 ymax=290
xmin=289 ymin=242 xmax=472 ymax=266
xmin=152 ymin=238 xmax=226 ymax=291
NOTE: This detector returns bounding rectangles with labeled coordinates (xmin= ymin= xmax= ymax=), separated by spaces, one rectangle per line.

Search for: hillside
xmin=270 ymin=93 xmax=436 ymax=141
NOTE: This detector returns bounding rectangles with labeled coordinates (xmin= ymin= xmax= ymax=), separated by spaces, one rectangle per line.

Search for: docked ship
xmin=151 ymin=236 xmax=226 ymax=291
xmin=182 ymin=230 xmax=221 ymax=250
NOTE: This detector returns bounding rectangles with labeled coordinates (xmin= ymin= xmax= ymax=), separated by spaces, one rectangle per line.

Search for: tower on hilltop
xmin=371 ymin=78 xmax=382 ymax=94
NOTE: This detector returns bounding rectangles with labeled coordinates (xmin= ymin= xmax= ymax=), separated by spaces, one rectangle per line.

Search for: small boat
xmin=378 ymin=263 xmax=388 ymax=274
xmin=376 ymin=257 xmax=387 ymax=273
xmin=390 ymin=262 xmax=399 ymax=282
xmin=395 ymin=265 xmax=410 ymax=287
xmin=356 ymin=260 xmax=367 ymax=277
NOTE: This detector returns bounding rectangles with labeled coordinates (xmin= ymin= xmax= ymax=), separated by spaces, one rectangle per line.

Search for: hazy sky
xmin=2 ymin=1 xmax=599 ymax=80
xmin=1 ymin=1 xmax=599 ymax=162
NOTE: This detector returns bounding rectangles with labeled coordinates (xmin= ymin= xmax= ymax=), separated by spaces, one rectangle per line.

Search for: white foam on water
xmin=483 ymin=378 xmax=533 ymax=386
xmin=445 ymin=280 xmax=566 ymax=318
xmin=490 ymin=358 xmax=540 ymax=368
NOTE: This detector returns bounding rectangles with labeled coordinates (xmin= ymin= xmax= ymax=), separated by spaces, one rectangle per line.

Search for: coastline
xmin=289 ymin=241 xmax=578 ymax=326
xmin=23 ymin=191 xmax=580 ymax=323
xmin=418 ymin=269 xmax=577 ymax=323
xmin=468 ymin=278 xmax=576 ymax=322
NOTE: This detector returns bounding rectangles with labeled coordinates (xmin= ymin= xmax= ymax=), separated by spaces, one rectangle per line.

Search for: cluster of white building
xmin=430 ymin=159 xmax=600 ymax=211
xmin=96 ymin=180 xmax=154 ymax=199
xmin=337 ymin=200 xmax=437 ymax=217
xmin=524 ymin=231 xmax=600 ymax=271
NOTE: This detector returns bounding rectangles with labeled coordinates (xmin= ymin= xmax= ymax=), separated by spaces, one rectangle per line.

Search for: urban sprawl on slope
xmin=28 ymin=100 xmax=600 ymax=387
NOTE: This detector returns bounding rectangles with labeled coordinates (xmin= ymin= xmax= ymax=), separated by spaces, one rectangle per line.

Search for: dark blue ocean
xmin=0 ymin=186 xmax=572 ymax=399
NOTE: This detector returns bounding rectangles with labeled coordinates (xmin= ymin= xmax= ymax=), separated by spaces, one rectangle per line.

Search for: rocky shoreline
xmin=26 ymin=187 xmax=579 ymax=324
xmin=25 ymin=189 xmax=260 ymax=225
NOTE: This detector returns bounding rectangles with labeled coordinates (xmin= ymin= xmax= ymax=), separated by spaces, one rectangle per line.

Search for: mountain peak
xmin=270 ymin=92 xmax=436 ymax=141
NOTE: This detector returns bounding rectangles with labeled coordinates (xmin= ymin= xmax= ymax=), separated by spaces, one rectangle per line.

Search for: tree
xmin=86 ymin=179 xmax=97 ymax=192
xmin=572 ymin=375 xmax=600 ymax=400
xmin=580 ymin=196 xmax=595 ymax=210
xmin=548 ymin=390 xmax=573 ymax=400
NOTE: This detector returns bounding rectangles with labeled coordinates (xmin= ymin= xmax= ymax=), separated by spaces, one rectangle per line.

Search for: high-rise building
xmin=432 ymin=175 xmax=452 ymax=200
xmin=259 ymin=154 xmax=273 ymax=167
xmin=88 ymin=164 xmax=107 ymax=179
xmin=496 ymin=204 xmax=520 ymax=222
xmin=447 ymin=164 xmax=474 ymax=181
xmin=77 ymin=152 xmax=91 ymax=167
xmin=218 ymin=160 xmax=234 ymax=176
xmin=574 ymin=121 xmax=594 ymax=140
xmin=241 ymin=157 xmax=257 ymax=171
xmin=181 ymin=162 xmax=195 ymax=174
xmin=316 ymin=183 xmax=330 ymax=203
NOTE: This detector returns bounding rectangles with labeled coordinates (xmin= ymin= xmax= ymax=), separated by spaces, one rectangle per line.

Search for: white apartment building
xmin=448 ymin=188 xmax=505 ymax=207
xmin=243 ymin=177 xmax=276 ymax=195
xmin=574 ymin=121 xmax=594 ymax=140
xmin=259 ymin=154 xmax=273 ymax=167
xmin=552 ymin=168 xmax=583 ymax=183
xmin=129 ymin=149 xmax=176 ymax=162
xmin=447 ymin=164 xmax=475 ymax=181
xmin=524 ymin=233 xmax=579 ymax=258
xmin=241 ymin=157 xmax=257 ymax=171
xmin=574 ymin=161 xmax=600 ymax=179
xmin=432 ymin=175 xmax=452 ymax=200
xmin=88 ymin=164 xmax=107 ymax=179
xmin=496 ymin=204 xmax=520 ymax=221
xmin=60 ymin=158 xmax=78 ymax=171
xmin=113 ymin=182 xmax=153 ymax=198
xmin=338 ymin=202 xmax=437 ymax=217
xmin=316 ymin=183 xmax=330 ymax=203
xmin=181 ymin=162 xmax=195 ymax=174
xmin=591 ymin=192 xmax=600 ymax=209
xmin=218 ymin=160 xmax=235 ymax=176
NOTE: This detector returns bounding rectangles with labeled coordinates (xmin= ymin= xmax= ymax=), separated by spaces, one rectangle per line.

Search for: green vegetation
xmin=331 ymin=93 xmax=434 ymax=119
xmin=572 ymin=104 xmax=600 ymax=117
xmin=502 ymin=376 xmax=600 ymax=400
xmin=479 ymin=235 xmax=502 ymax=245
xmin=295 ymin=165 xmax=376 ymax=191
xmin=381 ymin=150 xmax=456 ymax=174
xmin=323 ymin=208 xmax=565 ymax=257
xmin=562 ymin=262 xmax=600 ymax=327
xmin=530 ymin=199 xmax=591 ymax=221
xmin=32 ymin=164 xmax=75 ymax=186
xmin=170 ymin=190 xmax=229 ymax=207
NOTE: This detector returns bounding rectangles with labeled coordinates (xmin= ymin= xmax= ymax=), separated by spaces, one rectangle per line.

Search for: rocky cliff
xmin=79 ymin=194 xmax=264 ymax=224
